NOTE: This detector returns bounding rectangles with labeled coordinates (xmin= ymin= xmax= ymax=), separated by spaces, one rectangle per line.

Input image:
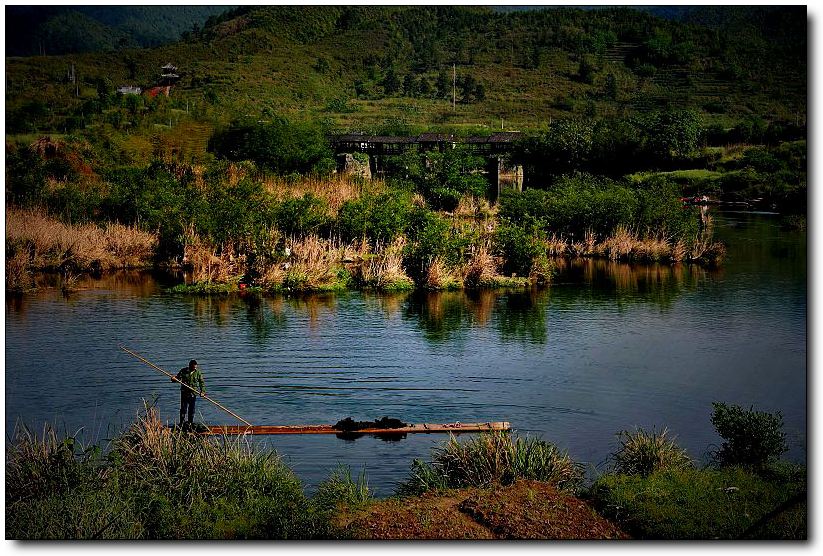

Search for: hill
xmin=4 ymin=5 xmax=806 ymax=139
xmin=5 ymin=6 xmax=234 ymax=56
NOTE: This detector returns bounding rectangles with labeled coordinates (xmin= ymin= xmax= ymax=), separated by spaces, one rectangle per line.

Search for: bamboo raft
xmin=201 ymin=421 xmax=511 ymax=436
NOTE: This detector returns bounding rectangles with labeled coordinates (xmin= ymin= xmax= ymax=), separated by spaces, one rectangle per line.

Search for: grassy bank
xmin=6 ymin=402 xmax=805 ymax=539
xmin=5 ymin=207 xmax=158 ymax=292
xmin=5 ymin=407 xmax=353 ymax=539
xmin=6 ymin=148 xmax=727 ymax=295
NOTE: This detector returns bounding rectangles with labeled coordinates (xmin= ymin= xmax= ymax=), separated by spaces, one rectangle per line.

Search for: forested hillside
xmin=5 ymin=5 xmax=806 ymax=137
xmin=5 ymin=6 xmax=233 ymax=56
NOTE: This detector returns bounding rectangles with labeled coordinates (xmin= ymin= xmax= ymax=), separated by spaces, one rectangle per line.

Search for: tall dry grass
xmin=543 ymin=226 xmax=724 ymax=265
xmin=280 ymin=235 xmax=350 ymax=290
xmin=5 ymin=208 xmax=157 ymax=290
xmin=182 ymin=227 xmax=245 ymax=284
xmin=463 ymin=246 xmax=499 ymax=288
xmin=424 ymin=256 xmax=461 ymax=290
xmin=354 ymin=236 xmax=413 ymax=290
xmin=264 ymin=175 xmax=385 ymax=214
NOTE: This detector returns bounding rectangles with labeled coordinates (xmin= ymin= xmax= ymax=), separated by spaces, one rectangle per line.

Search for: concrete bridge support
xmin=336 ymin=153 xmax=372 ymax=180
xmin=487 ymin=156 xmax=524 ymax=203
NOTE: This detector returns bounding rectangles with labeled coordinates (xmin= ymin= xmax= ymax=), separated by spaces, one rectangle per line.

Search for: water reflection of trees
xmin=361 ymin=291 xmax=410 ymax=320
xmin=6 ymin=271 xmax=164 ymax=316
xmin=404 ymin=289 xmax=549 ymax=345
xmin=401 ymin=260 xmax=712 ymax=346
xmin=243 ymin=295 xmax=287 ymax=346
xmin=494 ymin=289 xmax=549 ymax=344
xmin=554 ymin=259 xmax=708 ymax=311
xmin=284 ymin=294 xmax=338 ymax=331
xmin=404 ymin=291 xmax=475 ymax=344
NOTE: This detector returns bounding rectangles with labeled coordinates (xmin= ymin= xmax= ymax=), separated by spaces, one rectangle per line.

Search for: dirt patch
xmin=339 ymin=491 xmax=495 ymax=540
xmin=459 ymin=480 xmax=629 ymax=540
xmin=337 ymin=481 xmax=628 ymax=540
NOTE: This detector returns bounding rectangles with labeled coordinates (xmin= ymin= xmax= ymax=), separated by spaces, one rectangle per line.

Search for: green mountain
xmin=5 ymin=5 xmax=806 ymax=137
xmin=5 ymin=6 xmax=234 ymax=56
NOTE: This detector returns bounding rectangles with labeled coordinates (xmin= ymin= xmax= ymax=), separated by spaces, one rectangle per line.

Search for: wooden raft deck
xmin=202 ymin=421 xmax=510 ymax=436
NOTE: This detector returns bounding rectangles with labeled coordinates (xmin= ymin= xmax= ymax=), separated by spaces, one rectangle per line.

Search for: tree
xmin=124 ymin=56 xmax=137 ymax=80
xmin=418 ymin=76 xmax=433 ymax=97
xmin=474 ymin=82 xmax=486 ymax=102
xmin=578 ymin=55 xmax=596 ymax=84
xmin=403 ymin=73 xmax=418 ymax=97
xmin=604 ymin=72 xmax=618 ymax=100
xmin=209 ymin=118 xmax=334 ymax=175
xmin=649 ymin=109 xmax=701 ymax=159
xmin=435 ymin=70 xmax=450 ymax=99
xmin=382 ymin=67 xmax=401 ymax=95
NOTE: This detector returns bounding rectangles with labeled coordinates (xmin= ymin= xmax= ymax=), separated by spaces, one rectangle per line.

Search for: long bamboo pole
xmin=119 ymin=345 xmax=253 ymax=427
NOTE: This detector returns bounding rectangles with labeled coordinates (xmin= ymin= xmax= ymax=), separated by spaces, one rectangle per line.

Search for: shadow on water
xmin=5 ymin=270 xmax=171 ymax=316
xmin=494 ymin=289 xmax=549 ymax=344
xmin=551 ymin=258 xmax=713 ymax=312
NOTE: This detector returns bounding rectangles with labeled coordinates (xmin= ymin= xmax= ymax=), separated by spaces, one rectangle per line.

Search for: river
xmin=5 ymin=212 xmax=806 ymax=495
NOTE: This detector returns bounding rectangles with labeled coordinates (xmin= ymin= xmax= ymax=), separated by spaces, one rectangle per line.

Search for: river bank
xmin=5 ymin=407 xmax=805 ymax=540
xmin=5 ymin=199 xmax=723 ymax=295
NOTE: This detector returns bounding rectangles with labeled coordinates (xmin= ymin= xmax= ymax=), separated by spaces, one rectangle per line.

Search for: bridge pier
xmin=336 ymin=153 xmax=372 ymax=180
xmin=487 ymin=156 xmax=524 ymax=203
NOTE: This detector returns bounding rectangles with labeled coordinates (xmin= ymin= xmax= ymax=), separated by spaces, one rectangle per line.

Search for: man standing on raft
xmin=174 ymin=359 xmax=205 ymax=427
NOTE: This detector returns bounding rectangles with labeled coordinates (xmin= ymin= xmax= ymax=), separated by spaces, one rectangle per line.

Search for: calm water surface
xmin=5 ymin=212 xmax=807 ymax=495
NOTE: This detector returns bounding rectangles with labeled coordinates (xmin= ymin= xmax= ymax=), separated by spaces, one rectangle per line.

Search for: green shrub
xmin=385 ymin=146 xmax=488 ymax=211
xmin=710 ymin=402 xmax=788 ymax=468
xmin=397 ymin=432 xmax=583 ymax=495
xmin=273 ymin=194 xmax=329 ymax=237
xmin=209 ymin=117 xmax=334 ymax=175
xmin=499 ymin=174 xmax=700 ymax=243
xmin=610 ymin=427 xmax=693 ymax=477
xmin=313 ymin=464 xmax=372 ymax=512
xmin=588 ymin=466 xmax=805 ymax=539
xmin=5 ymin=425 xmax=103 ymax=504
xmin=5 ymin=410 xmax=336 ymax=539
xmin=492 ymin=223 xmax=544 ymax=277
xmin=403 ymin=208 xmax=470 ymax=280
xmin=338 ymin=189 xmax=413 ymax=243
xmin=201 ymin=177 xmax=277 ymax=245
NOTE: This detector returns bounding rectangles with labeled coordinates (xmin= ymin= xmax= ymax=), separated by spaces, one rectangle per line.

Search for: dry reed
xmin=182 ymin=228 xmax=245 ymax=283
xmin=5 ymin=208 xmax=157 ymax=275
xmin=264 ymin=175 xmax=385 ymax=214
xmin=355 ymin=236 xmax=412 ymax=290
xmin=424 ymin=256 xmax=460 ymax=290
xmin=463 ymin=246 xmax=499 ymax=288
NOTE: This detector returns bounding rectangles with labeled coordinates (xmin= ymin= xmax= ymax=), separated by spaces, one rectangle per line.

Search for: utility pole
xmin=452 ymin=63 xmax=456 ymax=111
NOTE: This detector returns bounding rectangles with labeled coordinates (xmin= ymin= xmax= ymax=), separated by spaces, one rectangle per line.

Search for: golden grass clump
xmin=5 ymin=249 xmax=34 ymax=292
xmin=424 ymin=256 xmax=460 ymax=290
xmin=570 ymin=230 xmax=597 ymax=257
xmin=182 ymin=229 xmax=245 ymax=283
xmin=463 ymin=246 xmax=499 ymax=288
xmin=281 ymin=235 xmax=348 ymax=290
xmin=264 ymin=175 xmax=385 ymax=214
xmin=544 ymin=234 xmax=569 ymax=257
xmin=455 ymin=195 xmax=494 ymax=220
xmin=5 ymin=207 xmax=157 ymax=274
xmin=356 ymin=236 xmax=413 ymax=290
